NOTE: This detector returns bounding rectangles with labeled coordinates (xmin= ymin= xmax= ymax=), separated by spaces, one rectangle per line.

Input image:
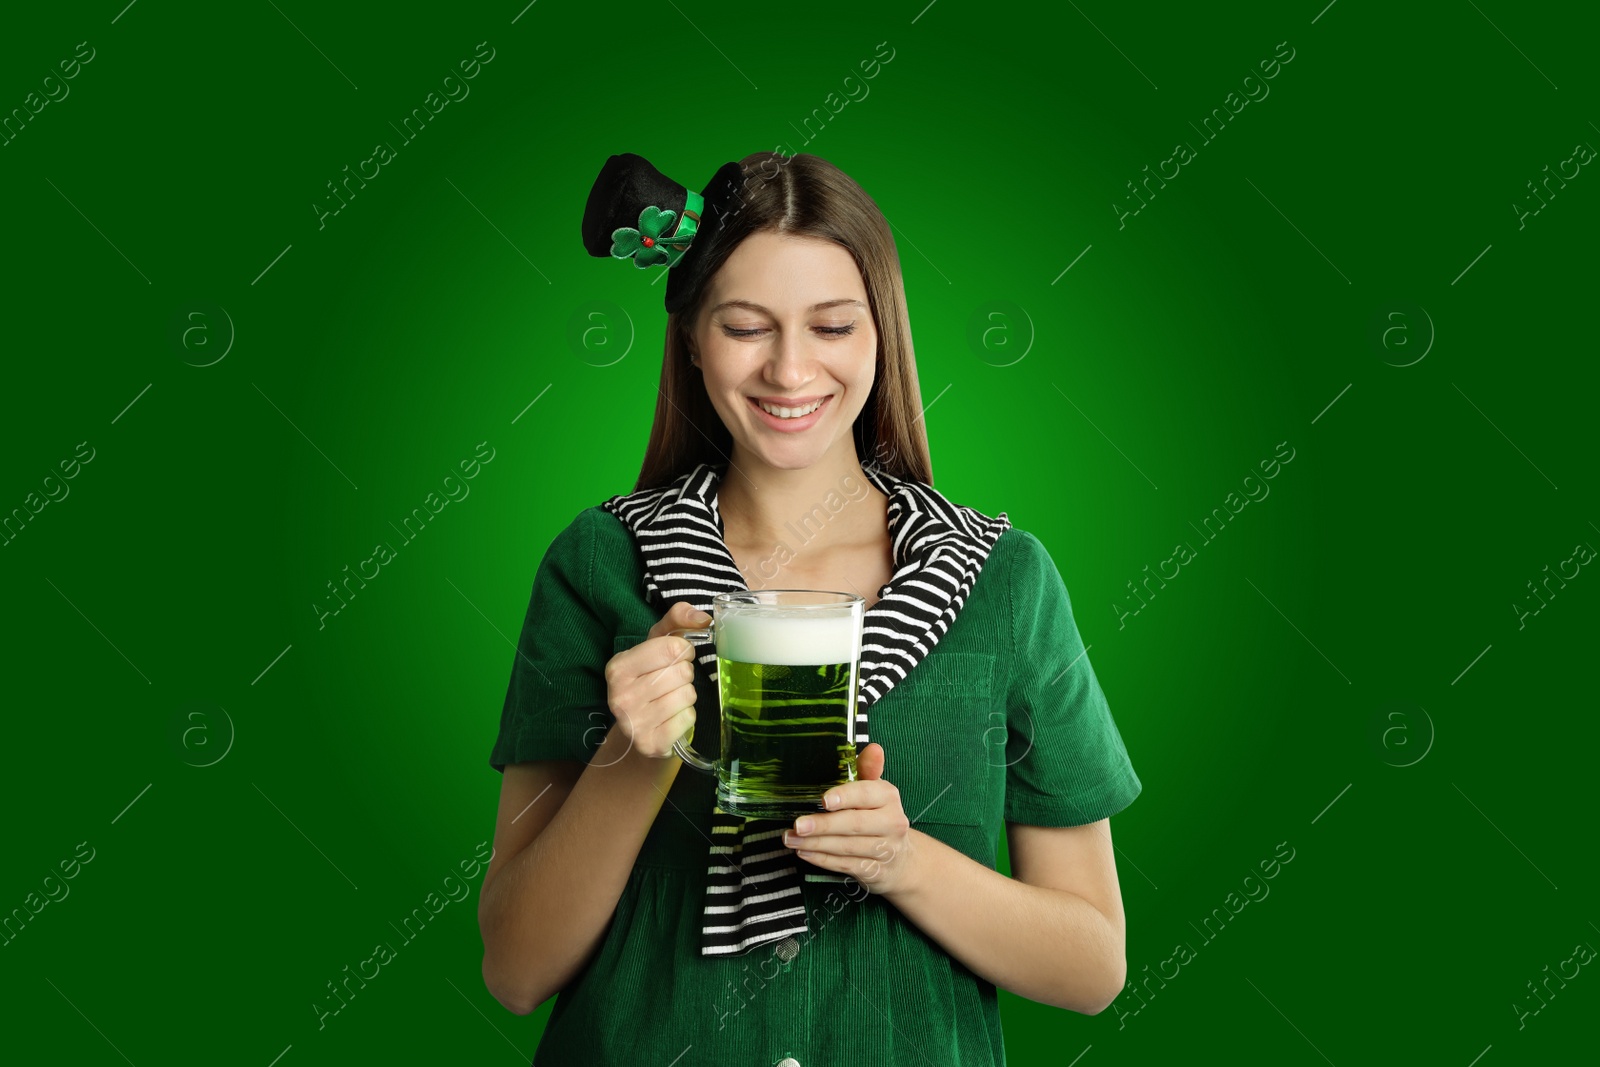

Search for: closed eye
xmin=722 ymin=324 xmax=857 ymax=339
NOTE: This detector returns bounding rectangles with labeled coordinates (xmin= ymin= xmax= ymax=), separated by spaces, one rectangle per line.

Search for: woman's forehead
xmin=708 ymin=232 xmax=865 ymax=307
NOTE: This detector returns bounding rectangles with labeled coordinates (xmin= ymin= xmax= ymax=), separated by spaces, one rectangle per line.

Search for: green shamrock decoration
xmin=610 ymin=205 xmax=695 ymax=268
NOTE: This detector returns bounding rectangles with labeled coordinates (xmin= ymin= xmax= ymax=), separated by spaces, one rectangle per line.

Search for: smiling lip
xmin=748 ymin=394 xmax=831 ymax=432
xmin=750 ymin=394 xmax=830 ymax=405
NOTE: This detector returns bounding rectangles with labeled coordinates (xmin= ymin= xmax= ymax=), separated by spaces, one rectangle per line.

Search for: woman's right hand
xmin=603 ymin=601 xmax=710 ymax=760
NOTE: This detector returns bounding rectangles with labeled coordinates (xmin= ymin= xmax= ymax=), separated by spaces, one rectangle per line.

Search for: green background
xmin=2 ymin=1 xmax=1594 ymax=1064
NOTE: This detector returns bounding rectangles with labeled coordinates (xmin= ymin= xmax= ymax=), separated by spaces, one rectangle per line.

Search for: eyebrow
xmin=709 ymin=298 xmax=866 ymax=315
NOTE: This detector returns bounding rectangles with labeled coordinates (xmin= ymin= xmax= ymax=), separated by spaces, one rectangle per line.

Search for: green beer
xmin=714 ymin=610 xmax=860 ymax=819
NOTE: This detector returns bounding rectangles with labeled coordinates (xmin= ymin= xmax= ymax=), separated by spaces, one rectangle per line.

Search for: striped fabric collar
xmin=600 ymin=459 xmax=1011 ymax=956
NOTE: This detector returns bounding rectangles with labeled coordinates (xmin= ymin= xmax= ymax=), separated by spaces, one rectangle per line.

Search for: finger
xmin=816 ymin=778 xmax=900 ymax=816
xmin=644 ymin=682 xmax=699 ymax=725
xmin=794 ymin=803 xmax=908 ymax=838
xmin=651 ymin=704 xmax=696 ymax=754
xmin=640 ymin=632 xmax=699 ymax=675
xmin=783 ymin=833 xmax=895 ymax=859
xmin=790 ymin=848 xmax=878 ymax=881
xmin=639 ymin=656 xmax=694 ymax=700
xmin=612 ymin=634 xmax=688 ymax=681
xmin=856 ymin=742 xmax=885 ymax=781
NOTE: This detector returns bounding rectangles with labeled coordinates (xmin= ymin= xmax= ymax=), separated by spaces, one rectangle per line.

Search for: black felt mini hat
xmin=581 ymin=152 xmax=745 ymax=314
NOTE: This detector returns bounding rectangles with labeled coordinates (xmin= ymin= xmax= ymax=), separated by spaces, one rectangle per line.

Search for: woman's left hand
xmin=782 ymin=743 xmax=919 ymax=895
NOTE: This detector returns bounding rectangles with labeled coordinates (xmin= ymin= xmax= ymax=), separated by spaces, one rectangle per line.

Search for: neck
xmin=715 ymin=443 xmax=883 ymax=551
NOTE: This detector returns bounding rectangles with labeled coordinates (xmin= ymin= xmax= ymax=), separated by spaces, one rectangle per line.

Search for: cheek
xmin=844 ymin=334 xmax=877 ymax=394
xmin=700 ymin=357 xmax=742 ymax=399
xmin=699 ymin=362 xmax=751 ymax=421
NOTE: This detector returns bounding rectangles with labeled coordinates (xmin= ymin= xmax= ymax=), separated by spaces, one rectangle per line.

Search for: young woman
xmin=479 ymin=151 xmax=1141 ymax=1065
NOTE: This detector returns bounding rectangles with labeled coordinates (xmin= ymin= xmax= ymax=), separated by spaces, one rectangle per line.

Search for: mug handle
xmin=664 ymin=625 xmax=716 ymax=775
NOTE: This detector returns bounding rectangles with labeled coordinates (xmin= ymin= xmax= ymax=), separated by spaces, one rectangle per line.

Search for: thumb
xmin=652 ymin=601 xmax=711 ymax=639
xmin=682 ymin=601 xmax=712 ymax=624
xmin=856 ymin=742 xmax=885 ymax=781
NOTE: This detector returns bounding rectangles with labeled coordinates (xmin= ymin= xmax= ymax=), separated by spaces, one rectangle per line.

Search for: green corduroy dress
xmin=489 ymin=506 xmax=1141 ymax=1066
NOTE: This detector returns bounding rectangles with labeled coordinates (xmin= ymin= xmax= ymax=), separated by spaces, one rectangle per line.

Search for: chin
xmin=747 ymin=447 xmax=823 ymax=470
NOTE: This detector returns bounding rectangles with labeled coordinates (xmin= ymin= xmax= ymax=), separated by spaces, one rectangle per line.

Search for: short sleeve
xmin=1002 ymin=530 xmax=1142 ymax=825
xmin=488 ymin=508 xmax=612 ymax=772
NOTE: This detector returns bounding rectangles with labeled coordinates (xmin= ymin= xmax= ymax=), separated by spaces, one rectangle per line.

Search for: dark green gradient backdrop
xmin=2 ymin=1 xmax=1594 ymax=1064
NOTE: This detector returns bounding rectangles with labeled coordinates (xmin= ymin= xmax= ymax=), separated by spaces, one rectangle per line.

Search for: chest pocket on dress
xmin=867 ymin=651 xmax=999 ymax=829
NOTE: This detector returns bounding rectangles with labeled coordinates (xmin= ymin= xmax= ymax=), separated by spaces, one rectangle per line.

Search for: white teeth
xmin=757 ymin=398 xmax=823 ymax=418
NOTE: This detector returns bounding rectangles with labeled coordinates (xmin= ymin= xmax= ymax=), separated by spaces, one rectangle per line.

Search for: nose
xmin=764 ymin=326 xmax=816 ymax=392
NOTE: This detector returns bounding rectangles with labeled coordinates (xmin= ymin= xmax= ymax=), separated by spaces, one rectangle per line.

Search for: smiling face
xmin=686 ymin=230 xmax=878 ymax=473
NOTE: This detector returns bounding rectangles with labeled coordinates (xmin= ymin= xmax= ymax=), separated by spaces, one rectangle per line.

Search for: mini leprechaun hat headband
xmin=581 ymin=152 xmax=746 ymax=313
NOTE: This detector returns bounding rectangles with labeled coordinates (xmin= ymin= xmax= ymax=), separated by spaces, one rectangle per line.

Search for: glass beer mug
xmin=668 ymin=589 xmax=865 ymax=819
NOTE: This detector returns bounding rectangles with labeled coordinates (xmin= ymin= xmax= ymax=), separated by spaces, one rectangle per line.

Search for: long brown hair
xmin=631 ymin=151 xmax=933 ymax=492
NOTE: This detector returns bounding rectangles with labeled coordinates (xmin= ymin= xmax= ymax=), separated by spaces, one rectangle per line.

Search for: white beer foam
xmin=718 ymin=611 xmax=861 ymax=665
